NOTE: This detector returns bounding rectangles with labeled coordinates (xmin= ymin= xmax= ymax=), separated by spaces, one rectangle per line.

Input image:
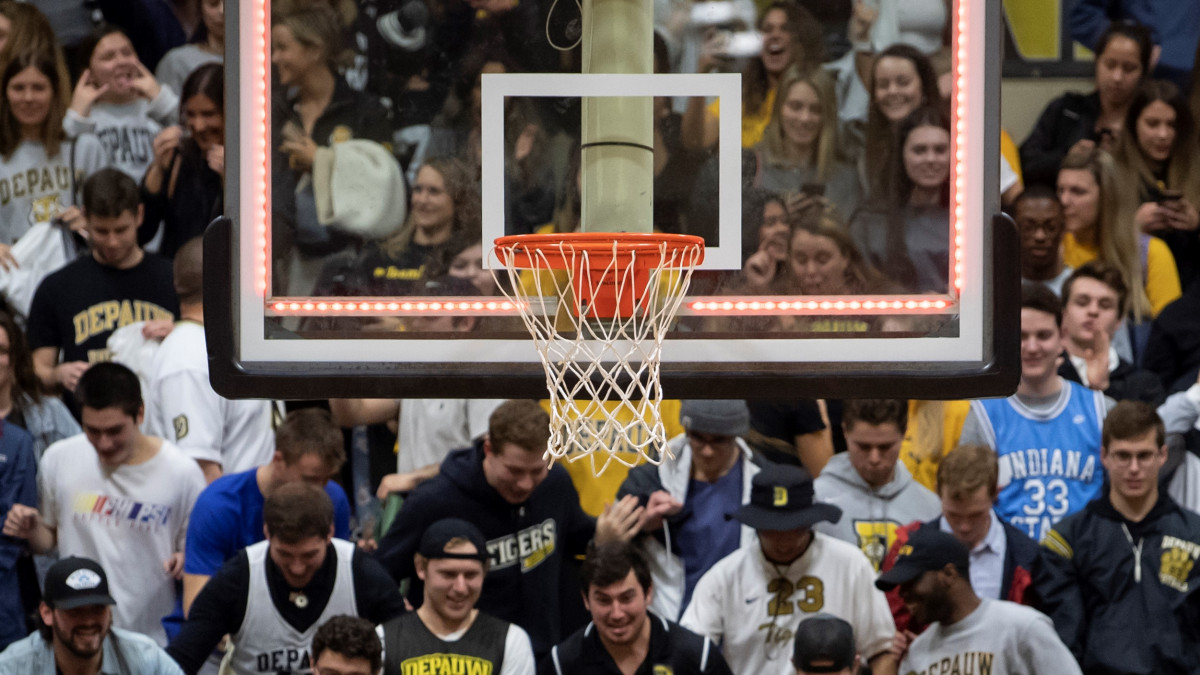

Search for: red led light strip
xmin=253 ymin=0 xmax=268 ymax=295
xmin=267 ymin=298 xmax=522 ymax=316
xmin=684 ymin=297 xmax=952 ymax=315
xmin=952 ymin=0 xmax=966 ymax=292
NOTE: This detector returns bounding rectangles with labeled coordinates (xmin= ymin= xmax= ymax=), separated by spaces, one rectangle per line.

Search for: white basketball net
xmin=492 ymin=236 xmax=703 ymax=474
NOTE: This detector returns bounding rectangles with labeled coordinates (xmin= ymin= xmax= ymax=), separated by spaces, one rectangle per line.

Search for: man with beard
xmin=167 ymin=483 xmax=405 ymax=674
xmin=544 ymin=541 xmax=732 ymax=674
xmin=876 ymin=529 xmax=1078 ymax=674
xmin=0 ymin=556 xmax=183 ymax=673
xmin=379 ymin=519 xmax=533 ymax=674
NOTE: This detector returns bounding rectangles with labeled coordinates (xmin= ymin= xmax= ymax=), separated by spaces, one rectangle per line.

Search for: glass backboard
xmin=207 ymin=0 xmax=1018 ymax=399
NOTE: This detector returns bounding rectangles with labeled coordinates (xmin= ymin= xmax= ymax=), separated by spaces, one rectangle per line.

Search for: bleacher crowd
xmin=0 ymin=0 xmax=1197 ymax=673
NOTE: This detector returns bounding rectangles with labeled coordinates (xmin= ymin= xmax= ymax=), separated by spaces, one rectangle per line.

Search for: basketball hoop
xmin=492 ymin=232 xmax=704 ymax=473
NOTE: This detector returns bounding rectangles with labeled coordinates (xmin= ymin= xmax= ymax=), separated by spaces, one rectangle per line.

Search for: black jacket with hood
xmin=375 ymin=441 xmax=596 ymax=656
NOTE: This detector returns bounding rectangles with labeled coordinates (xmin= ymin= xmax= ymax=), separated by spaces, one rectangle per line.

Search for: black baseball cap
xmin=418 ymin=518 xmax=489 ymax=562
xmin=43 ymin=557 xmax=116 ymax=610
xmin=730 ymin=465 xmax=841 ymax=531
xmin=793 ymin=614 xmax=855 ymax=672
xmin=875 ymin=528 xmax=970 ymax=591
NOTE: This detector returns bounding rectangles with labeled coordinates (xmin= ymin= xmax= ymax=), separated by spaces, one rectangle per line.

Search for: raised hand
xmin=280 ymin=132 xmax=317 ymax=172
xmin=152 ymin=126 xmax=184 ymax=173
xmin=637 ymin=490 xmax=683 ymax=532
xmin=130 ymin=62 xmax=162 ymax=101
xmin=595 ymin=494 xmax=645 ymax=544
xmin=1082 ymin=327 xmax=1111 ymax=392
xmin=207 ymin=144 xmax=225 ymax=179
xmin=742 ymin=248 xmax=777 ymax=291
xmin=70 ymin=69 xmax=110 ymax=117
xmin=58 ymin=206 xmax=86 ymax=233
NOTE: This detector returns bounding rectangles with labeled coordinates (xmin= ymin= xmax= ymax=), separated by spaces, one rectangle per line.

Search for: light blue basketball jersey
xmin=971 ymin=381 xmax=1106 ymax=542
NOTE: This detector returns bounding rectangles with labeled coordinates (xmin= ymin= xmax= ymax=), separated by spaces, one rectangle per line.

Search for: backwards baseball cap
xmin=730 ymin=465 xmax=841 ymax=531
xmin=680 ymin=399 xmax=751 ymax=437
xmin=793 ymin=614 xmax=855 ymax=672
xmin=43 ymin=557 xmax=116 ymax=610
xmin=875 ymin=528 xmax=970 ymax=592
xmin=418 ymin=518 xmax=489 ymax=562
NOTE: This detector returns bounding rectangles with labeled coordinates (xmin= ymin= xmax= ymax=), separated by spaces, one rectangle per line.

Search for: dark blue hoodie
xmin=375 ymin=441 xmax=595 ymax=656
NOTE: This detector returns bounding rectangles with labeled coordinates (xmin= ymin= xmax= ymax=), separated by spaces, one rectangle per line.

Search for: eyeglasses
xmin=687 ymin=432 xmax=738 ymax=452
xmin=1106 ymin=450 xmax=1160 ymax=467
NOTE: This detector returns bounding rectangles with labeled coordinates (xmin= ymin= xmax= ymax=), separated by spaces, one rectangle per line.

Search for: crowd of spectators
xmin=0 ymin=0 xmax=1196 ymax=674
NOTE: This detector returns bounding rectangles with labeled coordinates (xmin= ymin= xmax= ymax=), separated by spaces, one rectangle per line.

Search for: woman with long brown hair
xmin=0 ymin=45 xmax=105 ymax=265
xmin=1111 ymin=80 xmax=1200 ymax=289
xmin=1057 ymin=147 xmax=1179 ymax=320
xmin=0 ymin=304 xmax=79 ymax=457
xmin=850 ymin=106 xmax=950 ymax=293
xmin=859 ymin=44 xmax=940 ymax=198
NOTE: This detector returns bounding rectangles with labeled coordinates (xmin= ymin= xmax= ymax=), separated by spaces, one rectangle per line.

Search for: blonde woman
xmin=1057 ymin=147 xmax=1180 ymax=320
xmin=752 ymin=67 xmax=862 ymax=222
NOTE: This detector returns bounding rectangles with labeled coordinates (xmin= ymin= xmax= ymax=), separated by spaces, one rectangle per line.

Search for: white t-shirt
xmin=39 ymin=434 xmax=206 ymax=645
xmin=396 ymin=399 xmax=501 ymax=473
xmin=63 ymin=87 xmax=179 ymax=181
xmin=680 ymin=533 xmax=895 ymax=675
xmin=149 ymin=322 xmax=278 ymax=473
xmin=901 ymin=598 xmax=1082 ymax=675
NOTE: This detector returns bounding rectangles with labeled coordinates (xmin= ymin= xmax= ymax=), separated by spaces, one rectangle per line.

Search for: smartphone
xmin=800 ymin=183 xmax=826 ymax=197
xmin=722 ymin=31 xmax=763 ymax=58
xmin=1157 ymin=189 xmax=1183 ymax=204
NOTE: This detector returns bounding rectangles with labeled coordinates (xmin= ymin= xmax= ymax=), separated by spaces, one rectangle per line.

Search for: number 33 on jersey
xmin=971 ymin=384 xmax=1106 ymax=542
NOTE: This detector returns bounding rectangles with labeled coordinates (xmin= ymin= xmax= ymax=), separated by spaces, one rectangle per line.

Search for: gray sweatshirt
xmin=63 ymin=87 xmax=179 ymax=181
xmin=901 ymin=598 xmax=1082 ymax=675
xmin=813 ymin=453 xmax=942 ymax=570
xmin=0 ymin=136 xmax=108 ymax=244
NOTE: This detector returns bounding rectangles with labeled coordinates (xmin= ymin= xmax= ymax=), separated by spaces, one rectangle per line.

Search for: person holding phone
xmin=1057 ymin=147 xmax=1180 ymax=321
xmin=1112 ymin=80 xmax=1200 ymax=289
xmin=681 ymin=2 xmax=825 ymax=150
xmin=139 ymin=63 xmax=224 ymax=260
xmin=751 ymin=67 xmax=862 ymax=223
